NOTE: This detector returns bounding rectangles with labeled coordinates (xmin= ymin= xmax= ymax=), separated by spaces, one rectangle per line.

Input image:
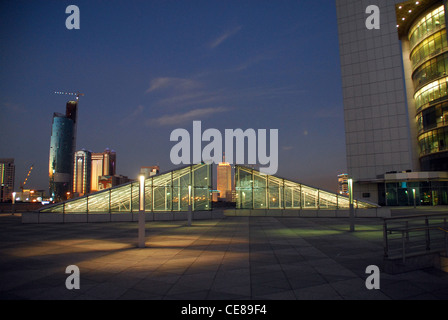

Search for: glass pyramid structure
xmin=235 ymin=165 xmax=378 ymax=210
xmin=40 ymin=163 xmax=212 ymax=214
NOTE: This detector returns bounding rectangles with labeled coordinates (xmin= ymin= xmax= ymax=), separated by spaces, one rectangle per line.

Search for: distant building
xmin=337 ymin=173 xmax=349 ymax=196
xmin=140 ymin=166 xmax=160 ymax=178
xmin=0 ymin=158 xmax=15 ymax=202
xmin=217 ymin=159 xmax=233 ymax=201
xmin=91 ymin=148 xmax=116 ymax=192
xmin=15 ymin=189 xmax=45 ymax=203
xmin=49 ymin=101 xmax=78 ymax=202
xmin=73 ymin=150 xmax=91 ymax=197
xmin=98 ymin=175 xmax=131 ymax=191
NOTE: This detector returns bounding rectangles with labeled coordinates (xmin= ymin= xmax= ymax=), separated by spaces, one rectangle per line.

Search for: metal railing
xmin=383 ymin=213 xmax=448 ymax=262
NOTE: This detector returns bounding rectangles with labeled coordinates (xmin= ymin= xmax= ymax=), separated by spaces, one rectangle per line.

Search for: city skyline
xmin=0 ymin=0 xmax=346 ymax=195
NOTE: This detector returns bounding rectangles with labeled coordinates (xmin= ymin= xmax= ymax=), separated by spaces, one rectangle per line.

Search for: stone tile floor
xmin=1 ymin=213 xmax=447 ymax=301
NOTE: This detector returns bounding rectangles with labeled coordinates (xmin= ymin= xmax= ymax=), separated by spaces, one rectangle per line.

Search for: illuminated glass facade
xmin=73 ymin=150 xmax=91 ymax=196
xmin=0 ymin=158 xmax=15 ymax=202
xmin=379 ymin=179 xmax=448 ymax=206
xmin=40 ymin=163 xmax=212 ymax=214
xmin=235 ymin=166 xmax=377 ymax=210
xmin=49 ymin=111 xmax=76 ymax=202
xmin=407 ymin=4 xmax=448 ymax=171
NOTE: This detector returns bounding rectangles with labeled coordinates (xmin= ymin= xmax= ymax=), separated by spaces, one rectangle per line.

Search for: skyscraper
xmin=217 ymin=158 xmax=232 ymax=201
xmin=73 ymin=150 xmax=91 ymax=197
xmin=336 ymin=0 xmax=448 ymax=206
xmin=91 ymin=148 xmax=116 ymax=192
xmin=49 ymin=101 xmax=78 ymax=202
xmin=0 ymin=158 xmax=15 ymax=202
xmin=338 ymin=173 xmax=349 ymax=196
xmin=140 ymin=166 xmax=160 ymax=178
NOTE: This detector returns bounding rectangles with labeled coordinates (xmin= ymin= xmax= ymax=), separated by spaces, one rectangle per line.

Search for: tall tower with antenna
xmin=48 ymin=91 xmax=84 ymax=202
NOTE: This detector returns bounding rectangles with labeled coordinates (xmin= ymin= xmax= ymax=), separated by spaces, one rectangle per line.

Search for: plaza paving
xmin=0 ymin=212 xmax=448 ymax=301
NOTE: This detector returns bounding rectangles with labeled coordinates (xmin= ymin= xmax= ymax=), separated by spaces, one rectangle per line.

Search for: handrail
xmin=384 ymin=212 xmax=448 ymax=221
xmin=437 ymin=227 xmax=448 ymax=233
xmin=383 ymin=213 xmax=448 ymax=262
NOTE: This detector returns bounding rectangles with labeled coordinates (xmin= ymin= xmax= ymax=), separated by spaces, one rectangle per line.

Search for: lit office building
xmin=0 ymin=158 xmax=15 ymax=202
xmin=91 ymin=148 xmax=116 ymax=192
xmin=49 ymin=101 xmax=78 ymax=202
xmin=336 ymin=0 xmax=448 ymax=206
xmin=338 ymin=173 xmax=349 ymax=196
xmin=73 ymin=150 xmax=91 ymax=197
xmin=217 ymin=160 xmax=232 ymax=201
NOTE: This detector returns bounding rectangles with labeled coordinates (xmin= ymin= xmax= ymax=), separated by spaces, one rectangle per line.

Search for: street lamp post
xmin=412 ymin=188 xmax=416 ymax=208
xmin=138 ymin=175 xmax=146 ymax=248
xmin=12 ymin=192 xmax=16 ymax=215
xmin=348 ymin=178 xmax=355 ymax=232
xmin=188 ymin=185 xmax=192 ymax=226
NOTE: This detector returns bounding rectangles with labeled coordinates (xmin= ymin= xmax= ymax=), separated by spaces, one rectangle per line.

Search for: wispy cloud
xmin=156 ymin=90 xmax=224 ymax=108
xmin=146 ymin=106 xmax=230 ymax=127
xmin=146 ymin=77 xmax=202 ymax=94
xmin=208 ymin=26 xmax=242 ymax=49
xmin=3 ymin=102 xmax=26 ymax=113
xmin=312 ymin=106 xmax=343 ymax=119
xmin=145 ymin=76 xmax=219 ymax=109
xmin=229 ymin=85 xmax=305 ymax=100
xmin=228 ymin=53 xmax=272 ymax=72
xmin=119 ymin=105 xmax=144 ymax=126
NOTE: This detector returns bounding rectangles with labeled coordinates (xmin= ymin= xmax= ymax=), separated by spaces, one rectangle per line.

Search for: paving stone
xmin=0 ymin=213 xmax=447 ymax=301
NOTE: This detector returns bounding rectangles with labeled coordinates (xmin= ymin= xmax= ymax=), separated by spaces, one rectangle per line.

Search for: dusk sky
xmin=0 ymin=0 xmax=346 ymax=194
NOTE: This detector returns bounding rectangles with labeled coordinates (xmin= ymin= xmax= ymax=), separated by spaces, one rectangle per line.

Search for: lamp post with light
xmin=188 ymin=185 xmax=192 ymax=226
xmin=412 ymin=188 xmax=416 ymax=208
xmin=12 ymin=192 xmax=16 ymax=215
xmin=348 ymin=178 xmax=355 ymax=232
xmin=138 ymin=175 xmax=146 ymax=248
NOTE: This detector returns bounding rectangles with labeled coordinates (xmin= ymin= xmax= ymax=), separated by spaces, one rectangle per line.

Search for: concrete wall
xmin=336 ymin=0 xmax=416 ymax=183
xmin=21 ymin=210 xmax=225 ymax=224
xmin=222 ymin=208 xmax=391 ymax=218
xmin=0 ymin=202 xmax=43 ymax=213
xmin=21 ymin=207 xmax=390 ymax=224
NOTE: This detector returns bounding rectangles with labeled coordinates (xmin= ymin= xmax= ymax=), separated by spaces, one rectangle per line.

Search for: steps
xmin=383 ymin=252 xmax=441 ymax=274
xmin=438 ymin=253 xmax=448 ymax=272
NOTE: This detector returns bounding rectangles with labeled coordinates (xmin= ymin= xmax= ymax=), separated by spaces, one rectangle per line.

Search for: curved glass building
xmin=405 ymin=4 xmax=448 ymax=171
xmin=48 ymin=101 xmax=78 ymax=202
xmin=336 ymin=0 xmax=448 ymax=206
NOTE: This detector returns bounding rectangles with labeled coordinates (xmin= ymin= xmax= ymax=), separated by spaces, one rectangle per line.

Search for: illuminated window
xmin=414 ymin=76 xmax=448 ymax=111
xmin=411 ymin=29 xmax=448 ymax=69
xmin=409 ymin=5 xmax=445 ymax=49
